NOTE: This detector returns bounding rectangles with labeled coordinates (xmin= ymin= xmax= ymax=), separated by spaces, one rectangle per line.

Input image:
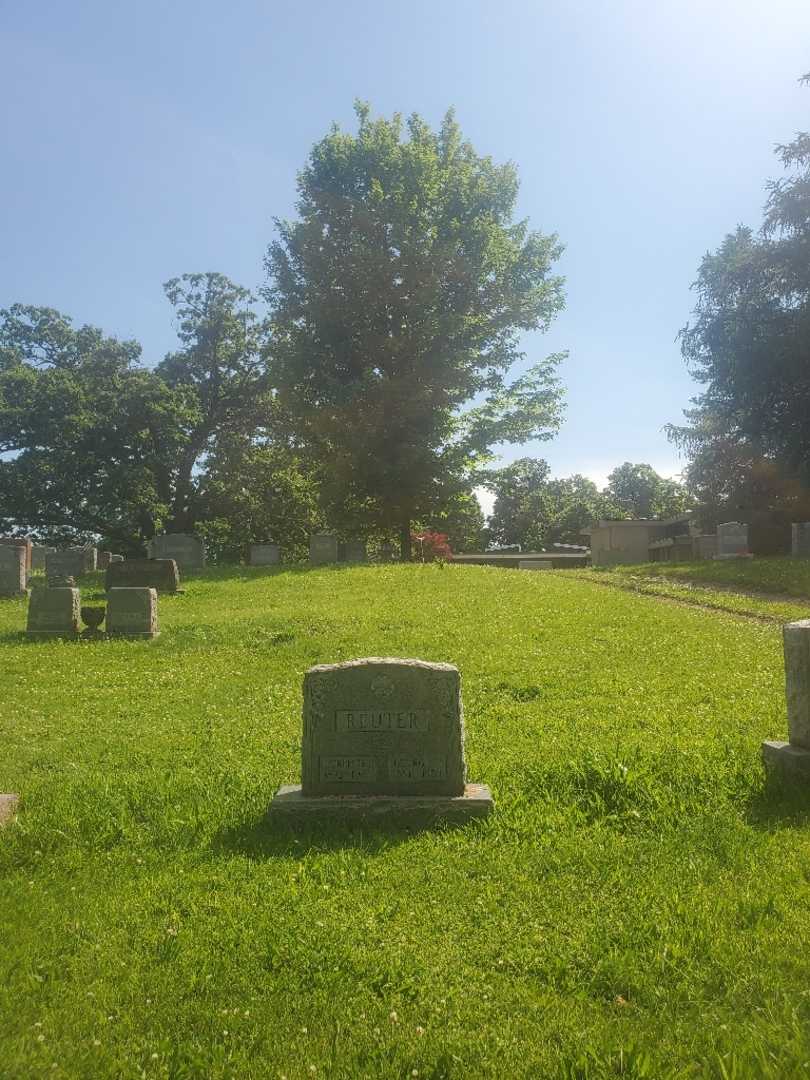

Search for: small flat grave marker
xmin=0 ymin=794 xmax=19 ymax=827
xmin=271 ymin=657 xmax=493 ymax=823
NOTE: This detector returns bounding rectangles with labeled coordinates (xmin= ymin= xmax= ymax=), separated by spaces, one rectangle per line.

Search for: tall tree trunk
xmin=399 ymin=519 xmax=412 ymax=562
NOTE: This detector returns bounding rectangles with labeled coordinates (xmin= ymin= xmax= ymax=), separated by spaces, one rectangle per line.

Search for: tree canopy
xmin=668 ymin=74 xmax=810 ymax=516
xmin=264 ymin=103 xmax=566 ymax=558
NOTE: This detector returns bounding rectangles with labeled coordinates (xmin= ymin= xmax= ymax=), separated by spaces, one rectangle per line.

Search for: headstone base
xmin=762 ymin=740 xmax=810 ymax=783
xmin=269 ymin=782 xmax=494 ymax=824
xmin=0 ymin=793 xmax=20 ymax=826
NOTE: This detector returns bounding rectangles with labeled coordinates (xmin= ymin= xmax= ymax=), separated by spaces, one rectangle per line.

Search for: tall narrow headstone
xmin=106 ymin=559 xmax=180 ymax=593
xmin=26 ymin=588 xmax=80 ymax=638
xmin=97 ymin=551 xmax=112 ymax=570
xmin=310 ymin=533 xmax=338 ymax=565
xmin=0 ymin=537 xmax=32 ymax=573
xmin=32 ymin=545 xmax=55 ymax=571
xmin=763 ymin=620 xmax=810 ymax=782
xmin=271 ymin=657 xmax=493 ymax=822
xmin=0 ymin=545 xmax=27 ymax=597
xmin=792 ymin=523 xmax=810 ymax=558
xmin=82 ymin=547 xmax=98 ymax=572
xmin=715 ymin=522 xmax=750 ymax=559
xmin=150 ymin=533 xmax=205 ymax=570
xmin=249 ymin=543 xmax=280 ymax=566
xmin=106 ymin=588 xmax=159 ymax=638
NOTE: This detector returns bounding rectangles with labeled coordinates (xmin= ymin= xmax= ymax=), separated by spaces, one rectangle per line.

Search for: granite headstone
xmin=106 ymin=559 xmax=180 ymax=593
xmin=150 ymin=533 xmax=205 ymax=570
xmin=26 ymin=587 xmax=80 ymax=638
xmin=106 ymin=587 xmax=159 ymax=638
xmin=310 ymin=533 xmax=338 ymax=565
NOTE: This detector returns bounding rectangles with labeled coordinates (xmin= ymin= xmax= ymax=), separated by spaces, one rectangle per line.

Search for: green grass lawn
xmin=2 ymin=564 xmax=810 ymax=1079
xmin=587 ymin=555 xmax=810 ymax=600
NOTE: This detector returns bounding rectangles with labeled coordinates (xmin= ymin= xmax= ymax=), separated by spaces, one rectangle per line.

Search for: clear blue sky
xmin=3 ymin=0 xmax=809 ymax=507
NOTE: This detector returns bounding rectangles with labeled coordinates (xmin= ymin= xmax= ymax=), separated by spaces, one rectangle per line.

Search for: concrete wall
xmin=589 ymin=524 xmax=655 ymax=567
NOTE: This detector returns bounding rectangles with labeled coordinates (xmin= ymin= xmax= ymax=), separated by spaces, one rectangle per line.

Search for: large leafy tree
xmin=668 ymin=74 xmax=810 ymax=508
xmin=603 ymin=462 xmax=692 ymax=520
xmin=484 ymin=458 xmax=604 ymax=549
xmin=264 ymin=104 xmax=566 ymax=558
xmin=157 ymin=273 xmax=271 ymax=532
xmin=0 ymin=304 xmax=188 ymax=547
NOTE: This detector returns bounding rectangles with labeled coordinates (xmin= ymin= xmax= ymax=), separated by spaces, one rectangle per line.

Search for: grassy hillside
xmin=588 ymin=555 xmax=810 ymax=600
xmin=1 ymin=564 xmax=809 ymax=1078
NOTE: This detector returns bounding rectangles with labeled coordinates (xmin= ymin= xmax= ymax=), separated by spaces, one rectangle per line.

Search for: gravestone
xmin=694 ymin=534 xmax=718 ymax=560
xmin=0 ymin=794 xmax=19 ymax=827
xmin=271 ymin=657 xmax=494 ymax=822
xmin=32 ymin=545 xmax=55 ymax=571
xmin=106 ymin=558 xmax=180 ymax=593
xmin=107 ymin=588 xmax=159 ymax=638
xmin=150 ymin=533 xmax=205 ymax=570
xmin=792 ymin=523 xmax=810 ymax=558
xmin=97 ymin=551 xmax=112 ymax=570
xmin=82 ymin=547 xmax=98 ymax=572
xmin=341 ymin=540 xmax=368 ymax=563
xmin=379 ymin=543 xmax=395 ymax=563
xmin=0 ymin=537 xmax=32 ymax=572
xmin=763 ymin=620 xmax=810 ymax=782
xmin=26 ymin=588 xmax=80 ymax=638
xmin=518 ymin=560 xmax=552 ymax=571
xmin=715 ymin=522 xmax=750 ymax=559
xmin=249 ymin=543 xmax=280 ymax=566
xmin=310 ymin=533 xmax=338 ymax=565
xmin=46 ymin=573 xmax=75 ymax=588
xmin=109 ymin=554 xmax=124 ymax=563
xmin=0 ymin=545 xmax=27 ymax=597
xmin=46 ymin=549 xmax=87 ymax=579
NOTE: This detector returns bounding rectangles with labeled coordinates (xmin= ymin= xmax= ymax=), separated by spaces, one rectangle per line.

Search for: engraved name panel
xmin=319 ymin=756 xmax=378 ymax=783
xmin=335 ymin=709 xmax=429 ymax=733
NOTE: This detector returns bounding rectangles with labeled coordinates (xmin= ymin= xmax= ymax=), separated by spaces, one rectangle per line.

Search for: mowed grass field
xmin=2 ymin=564 xmax=810 ymax=1079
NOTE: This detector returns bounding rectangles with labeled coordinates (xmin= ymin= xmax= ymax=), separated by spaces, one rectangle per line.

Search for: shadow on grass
xmin=214 ymin=810 xmax=472 ymax=859
xmin=746 ymin=777 xmax=810 ymax=829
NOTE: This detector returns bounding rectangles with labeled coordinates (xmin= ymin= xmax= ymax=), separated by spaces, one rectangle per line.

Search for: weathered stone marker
xmin=271 ymin=657 xmax=493 ymax=822
xmin=81 ymin=547 xmax=98 ymax=572
xmin=0 ymin=537 xmax=32 ymax=573
xmin=378 ymin=543 xmax=395 ymax=563
xmin=792 ymin=523 xmax=810 ymax=558
xmin=310 ymin=533 xmax=338 ymax=565
xmin=340 ymin=540 xmax=368 ymax=563
xmin=106 ymin=588 xmax=159 ymax=638
xmin=249 ymin=543 xmax=280 ymax=566
xmin=0 ymin=794 xmax=19 ymax=827
xmin=26 ymin=588 xmax=80 ymax=638
xmin=0 ymin=545 xmax=28 ymax=597
xmin=46 ymin=549 xmax=87 ymax=579
xmin=518 ymin=560 xmax=552 ymax=571
xmin=150 ymin=533 xmax=206 ymax=570
xmin=715 ymin=521 xmax=750 ymax=559
xmin=106 ymin=558 xmax=180 ymax=593
xmin=763 ymin=620 xmax=810 ymax=782
xmin=32 ymin=545 xmax=55 ymax=571
xmin=97 ymin=551 xmax=112 ymax=570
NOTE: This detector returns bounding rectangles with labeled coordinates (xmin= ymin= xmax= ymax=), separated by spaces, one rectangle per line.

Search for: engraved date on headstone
xmin=319 ymin=756 xmax=378 ymax=783
xmin=389 ymin=755 xmax=447 ymax=782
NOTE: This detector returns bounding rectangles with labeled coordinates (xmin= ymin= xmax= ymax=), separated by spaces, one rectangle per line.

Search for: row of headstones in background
xmin=309 ymin=534 xmax=368 ymax=565
xmin=149 ymin=533 xmax=206 ymax=570
xmin=45 ymin=547 xmax=99 ymax=579
xmin=26 ymin=587 xmax=159 ymax=639
xmin=271 ymin=656 xmax=493 ymax=823
xmin=106 ymin=558 xmax=180 ymax=593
